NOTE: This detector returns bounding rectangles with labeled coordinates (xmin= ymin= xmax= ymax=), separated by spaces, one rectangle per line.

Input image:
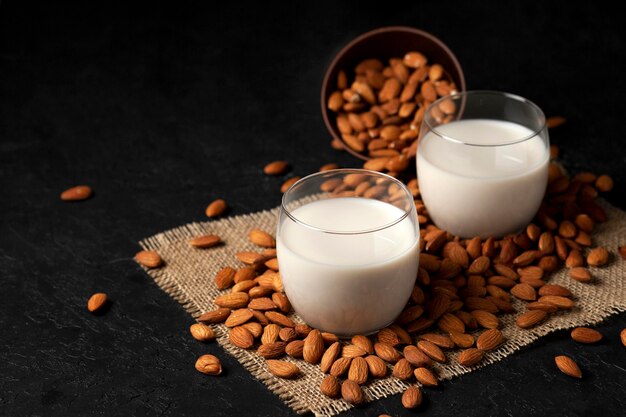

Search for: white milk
xmin=277 ymin=197 xmax=419 ymax=337
xmin=417 ymin=119 xmax=549 ymax=238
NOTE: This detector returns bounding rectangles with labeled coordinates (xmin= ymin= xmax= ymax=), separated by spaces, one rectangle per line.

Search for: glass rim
xmin=280 ymin=168 xmax=414 ymax=235
xmin=423 ymin=90 xmax=547 ymax=147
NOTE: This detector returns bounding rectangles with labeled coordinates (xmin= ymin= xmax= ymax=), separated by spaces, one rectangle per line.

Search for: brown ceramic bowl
xmin=321 ymin=26 xmax=466 ymax=160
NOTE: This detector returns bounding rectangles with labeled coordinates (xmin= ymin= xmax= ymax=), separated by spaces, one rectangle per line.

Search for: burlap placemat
xmin=138 ymin=199 xmax=626 ymax=417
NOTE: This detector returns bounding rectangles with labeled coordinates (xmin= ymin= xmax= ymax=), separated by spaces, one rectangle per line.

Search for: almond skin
xmin=257 ymin=342 xmax=286 ymax=359
xmin=320 ymin=375 xmax=341 ymax=398
xmin=214 ymin=266 xmax=236 ymax=289
xmin=229 ymin=326 xmax=254 ymax=349
xmin=285 ymin=340 xmax=304 ymax=358
xmin=587 ymin=247 xmax=609 ymax=266
xmin=341 ymin=380 xmax=365 ymax=405
xmin=189 ymin=234 xmax=221 ymax=248
xmin=374 ymin=342 xmax=401 ymax=363
xmin=352 ymin=335 xmax=374 ymax=354
xmin=511 ymin=283 xmax=537 ymax=301
xmin=248 ymin=229 xmax=276 ymax=248
xmin=195 ymin=354 xmax=222 ymax=375
xmin=414 ymin=366 xmax=438 ymax=386
xmin=364 ymin=355 xmax=387 ymax=378
xmin=60 ymin=185 xmax=92 ymax=201
xmin=266 ymin=360 xmax=299 ymax=379
xmin=135 ymin=250 xmax=163 ymax=268
xmin=215 ymin=292 xmax=249 ymax=309
xmin=263 ymin=160 xmax=289 ymax=176
xmin=516 ymin=310 xmax=548 ymax=329
xmin=197 ymin=308 xmax=231 ymax=324
xmin=476 ymin=329 xmax=504 ymax=351
xmin=303 ymin=329 xmax=325 ymax=364
xmin=570 ymin=267 xmax=592 ymax=283
xmin=348 ymin=356 xmax=369 ymax=385
xmin=320 ymin=342 xmax=341 ymax=373
xmin=189 ymin=323 xmax=216 ymax=342
xmin=87 ymin=293 xmax=107 ymax=313
xmin=264 ymin=311 xmax=294 ymax=328
xmin=392 ymin=358 xmax=413 ymax=380
xmin=457 ymin=348 xmax=484 ymax=367
xmin=205 ymin=198 xmax=227 ymax=217
xmin=571 ymin=327 xmax=603 ymax=343
xmin=330 ymin=357 xmax=352 ymax=377
xmin=555 ymin=355 xmax=582 ymax=378
xmin=403 ymin=345 xmax=432 ymax=367
xmin=401 ymin=386 xmax=423 ymax=409
xmin=417 ymin=340 xmax=446 ymax=363
xmin=225 ymin=308 xmax=254 ymax=327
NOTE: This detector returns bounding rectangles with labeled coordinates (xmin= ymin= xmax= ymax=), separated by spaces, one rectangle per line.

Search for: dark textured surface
xmin=1 ymin=2 xmax=625 ymax=416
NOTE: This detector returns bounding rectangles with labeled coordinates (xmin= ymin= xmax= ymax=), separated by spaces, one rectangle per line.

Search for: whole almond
xmin=87 ymin=292 xmax=107 ymax=313
xmin=248 ymin=229 xmax=276 ymax=248
xmin=251 ymin=310 xmax=269 ymax=325
xmin=266 ymin=359 xmax=299 ymax=379
xmin=516 ymin=310 xmax=548 ymax=329
xmin=342 ymin=344 xmax=367 ymax=358
xmin=447 ymin=243 xmax=469 ymax=268
xmin=320 ymin=375 xmax=341 ymax=398
xmin=511 ymin=283 xmax=537 ymax=301
xmin=470 ymin=310 xmax=500 ymax=329
xmin=364 ymin=355 xmax=388 ymax=378
xmin=457 ymin=348 xmax=484 ymax=367
xmin=538 ymin=232 xmax=555 ymax=254
xmin=190 ymin=323 xmax=216 ymax=342
xmin=464 ymin=297 xmax=499 ymax=314
xmin=271 ymin=292 xmax=291 ymax=313
xmin=402 ymin=386 xmax=423 ymax=409
xmin=449 ymin=331 xmax=475 ymax=348
xmin=427 ymin=294 xmax=451 ymax=320
xmin=351 ymin=335 xmax=374 ymax=354
xmin=197 ymin=308 xmax=231 ymax=324
xmin=419 ymin=333 xmax=455 ymax=349
xmin=214 ymin=266 xmax=236 ymax=289
xmin=60 ymin=185 xmax=92 ymax=201
xmin=526 ymin=302 xmax=559 ymax=313
xmin=249 ymin=286 xmax=272 ymax=299
xmin=225 ymin=308 xmax=253 ymax=327
xmin=190 ymin=234 xmax=221 ymax=248
xmin=571 ymin=327 xmax=603 ymax=343
xmin=261 ymin=323 xmax=281 ymax=345
xmin=546 ymin=116 xmax=566 ymax=128
xmin=330 ymin=357 xmax=352 ymax=377
xmin=374 ymin=342 xmax=402 ymax=363
xmin=234 ymin=266 xmax=257 ymax=283
xmin=513 ymin=250 xmax=537 ymax=267
xmin=555 ymin=355 xmax=582 ymax=378
xmin=294 ymin=323 xmax=312 ymax=337
xmin=438 ymin=313 xmax=466 ymax=333
xmin=389 ymin=324 xmax=412 ymax=345
xmin=285 ymin=340 xmax=304 ymax=358
xmin=258 ymin=342 xmax=286 ymax=359
xmin=538 ymin=284 xmax=572 ymax=298
xmin=414 ymin=367 xmax=438 ymax=386
xmin=195 ymin=354 xmax=222 ymax=375
xmin=320 ymin=342 xmax=341 ymax=373
xmin=392 ymin=358 xmax=413 ymax=381
xmin=327 ymin=91 xmax=343 ymax=112
xmin=595 ymin=174 xmax=614 ymax=192
xmin=403 ymin=345 xmax=432 ymax=367
xmin=417 ymin=340 xmax=446 ymax=363
xmin=242 ymin=322 xmax=263 ymax=338
xmin=303 ymin=329 xmax=325 ymax=364
xmin=621 ymin=328 xmax=626 ymax=346
xmin=278 ymin=327 xmax=296 ymax=342
xmin=232 ymin=280 xmax=257 ymax=293
xmin=206 ymin=198 xmax=227 ymax=218
xmin=263 ymin=160 xmax=289 ymax=176
xmin=569 ymin=266 xmax=592 ymax=283
xmin=377 ymin=328 xmax=401 ymax=346
xmin=248 ymin=297 xmax=277 ymax=311
xmin=229 ymin=326 xmax=254 ymax=349
xmin=493 ymin=263 xmax=519 ymax=280
xmin=539 ymin=295 xmax=575 ymax=309
xmin=265 ymin=311 xmax=294 ymax=327
xmin=468 ymin=256 xmax=490 ymax=274
xmin=348 ymin=356 xmax=369 ymax=385
xmin=135 ymin=250 xmax=163 ymax=268
xmin=215 ymin=292 xmax=249 ymax=309
xmin=476 ymin=329 xmax=504 ymax=351
xmin=341 ymin=380 xmax=365 ymax=405
xmin=587 ymin=247 xmax=609 ymax=266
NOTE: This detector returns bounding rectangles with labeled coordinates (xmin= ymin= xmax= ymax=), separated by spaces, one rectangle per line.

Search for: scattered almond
xmin=341 ymin=380 xmax=365 ymax=405
xmin=206 ymin=198 xmax=227 ymax=217
xmin=555 ymin=355 xmax=582 ymax=378
xmin=195 ymin=354 xmax=222 ymax=375
xmin=266 ymin=360 xmax=299 ymax=378
xmin=60 ymin=185 xmax=92 ymax=201
xmin=571 ymin=327 xmax=602 ymax=343
xmin=402 ymin=386 xmax=422 ymax=409
xmin=190 ymin=234 xmax=221 ymax=248
xmin=189 ymin=323 xmax=216 ymax=342
xmin=87 ymin=293 xmax=107 ymax=313
xmin=135 ymin=250 xmax=162 ymax=268
xmin=263 ymin=160 xmax=289 ymax=175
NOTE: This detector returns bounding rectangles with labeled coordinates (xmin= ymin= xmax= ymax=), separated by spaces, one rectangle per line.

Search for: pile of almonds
xmin=327 ymin=52 xmax=459 ymax=173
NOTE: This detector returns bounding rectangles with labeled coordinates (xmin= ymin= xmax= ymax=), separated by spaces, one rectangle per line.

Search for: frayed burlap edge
xmin=138 ymin=199 xmax=626 ymax=417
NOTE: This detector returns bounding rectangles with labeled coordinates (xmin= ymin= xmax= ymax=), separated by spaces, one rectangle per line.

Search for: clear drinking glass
xmin=417 ymin=91 xmax=550 ymax=238
xmin=277 ymin=169 xmax=419 ymax=337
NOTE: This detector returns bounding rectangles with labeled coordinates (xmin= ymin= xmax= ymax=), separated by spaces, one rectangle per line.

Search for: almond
xmin=427 ymin=294 xmax=451 ymax=320
xmin=618 ymin=246 xmax=626 ymax=260
xmin=419 ymin=333 xmax=454 ymax=349
xmin=538 ymin=232 xmax=555 ymax=254
xmin=206 ymin=198 xmax=227 ymax=217
xmin=189 ymin=323 xmax=216 ymax=342
xmin=285 ymin=340 xmax=304 ymax=358
xmin=261 ymin=323 xmax=281 ymax=345
xmin=546 ymin=116 xmax=566 ymax=128
xmin=135 ymin=250 xmax=163 ymax=268
xmin=447 ymin=243 xmax=469 ymax=268
xmin=595 ymin=174 xmax=614 ymax=192
xmin=511 ymin=283 xmax=537 ymax=301
xmin=352 ymin=335 xmax=374 ymax=354
xmin=294 ymin=323 xmax=312 ymax=337
xmin=319 ymin=163 xmax=340 ymax=172
xmin=249 ymin=286 xmax=272 ymax=299
xmin=236 ymin=251 xmax=265 ymax=266
xmin=555 ymin=355 xmax=582 ymax=378
xmin=516 ymin=310 xmax=548 ymax=329
xmin=195 ymin=354 xmax=222 ymax=375
xmin=417 ymin=340 xmax=446 ymax=363
xmin=248 ymin=229 xmax=276 ymax=248
xmin=388 ymin=324 xmax=412 ymax=345
xmin=197 ymin=308 xmax=231 ymax=324
xmin=457 ymin=348 xmax=484 ymax=367
xmin=341 ymin=380 xmax=365 ymax=405
xmin=438 ymin=313 xmax=466 ymax=333
xmin=364 ymin=355 xmax=388 ymax=378
xmin=476 ymin=329 xmax=504 ymax=351
xmin=327 ymin=91 xmax=343 ymax=112
xmin=342 ymin=344 xmax=367 ymax=358
xmin=232 ymin=280 xmax=257 ymax=293
xmin=234 ymin=266 xmax=257 ymax=283
xmin=538 ymin=295 xmax=575 ymax=309
xmin=303 ymin=329 xmax=324 ymax=364
xmin=377 ymin=327 xmax=401 ymax=346
xmin=87 ymin=292 xmax=107 ymax=313
xmin=538 ymin=284 xmax=572 ymax=298
xmin=320 ymin=375 xmax=341 ymax=398
xmin=266 ymin=359 xmax=299 ymax=379
xmin=468 ymin=256 xmax=490 ymax=274
xmin=470 ymin=310 xmax=500 ymax=329
xmin=225 ymin=308 xmax=253 ymax=327
xmin=248 ymin=297 xmax=277 ymax=311
xmin=403 ymin=51 xmax=427 ymax=68
xmin=214 ymin=266 xmax=236 ymax=289
xmin=189 ymin=234 xmax=221 ymax=248
xmin=60 ymin=185 xmax=92 ymax=201
xmin=264 ymin=311 xmax=294 ymax=327
xmin=251 ymin=309 xmax=269 ymax=325
xmin=493 ymin=263 xmax=519 ymax=280
xmin=241 ymin=322 xmax=263 ymax=338
xmin=229 ymin=326 xmax=254 ymax=349
xmin=449 ymin=331 xmax=475 ymax=348
xmin=271 ymin=292 xmax=291 ymax=313
xmin=258 ymin=342 xmax=286 ymax=359
xmin=278 ymin=327 xmax=296 ymax=343
xmin=348 ymin=356 xmax=369 ymax=385
xmin=621 ymin=328 xmax=626 ymax=346
xmin=513 ymin=250 xmax=537 ymax=267
xmin=374 ymin=342 xmax=401 ymax=363
xmin=464 ymin=297 xmax=499 ymax=314
xmin=526 ymin=302 xmax=559 ymax=313
xmin=571 ymin=327 xmax=603 ymax=343
xmin=263 ymin=160 xmax=289 ymax=175
xmin=403 ymin=345 xmax=432 ymax=367
xmin=402 ymin=386 xmax=423 ymax=409
xmin=392 ymin=358 xmax=413 ymax=380
xmin=215 ymin=292 xmax=249 ymax=309
xmin=413 ymin=367 xmax=438 ymax=386
xmin=587 ymin=247 xmax=609 ymax=266
xmin=320 ymin=342 xmax=341 ymax=373
xmin=558 ymin=220 xmax=577 ymax=239
xmin=330 ymin=357 xmax=352 ymax=377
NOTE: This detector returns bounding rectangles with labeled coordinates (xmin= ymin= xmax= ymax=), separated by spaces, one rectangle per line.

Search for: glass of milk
xmin=277 ymin=169 xmax=419 ymax=337
xmin=417 ymin=91 xmax=550 ymax=238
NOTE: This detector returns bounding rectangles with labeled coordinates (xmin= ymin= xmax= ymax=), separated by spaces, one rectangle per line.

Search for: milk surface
xmin=277 ymin=197 xmax=419 ymax=336
xmin=417 ymin=119 xmax=549 ymax=238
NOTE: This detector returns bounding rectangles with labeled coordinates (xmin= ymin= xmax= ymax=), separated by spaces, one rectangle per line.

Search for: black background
xmin=1 ymin=2 xmax=625 ymax=416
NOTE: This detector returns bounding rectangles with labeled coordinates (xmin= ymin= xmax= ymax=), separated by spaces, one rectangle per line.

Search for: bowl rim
xmin=320 ymin=25 xmax=466 ymax=160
